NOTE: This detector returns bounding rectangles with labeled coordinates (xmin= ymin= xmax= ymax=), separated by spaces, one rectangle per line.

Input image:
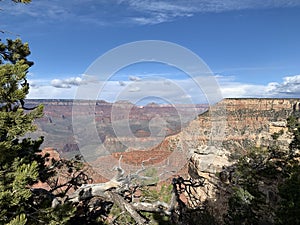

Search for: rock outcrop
xmin=104 ymin=98 xmax=299 ymax=212
xmin=159 ymin=98 xmax=300 ymax=220
xmin=33 ymin=98 xmax=300 ymax=216
xmin=157 ymin=98 xmax=299 ymax=171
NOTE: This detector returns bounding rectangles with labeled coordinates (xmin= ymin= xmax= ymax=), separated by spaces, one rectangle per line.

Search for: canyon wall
xmin=31 ymin=98 xmax=300 ymax=219
xmin=29 ymin=98 xmax=300 ymax=173
xmin=164 ymin=98 xmax=300 ymax=217
xmin=83 ymin=98 xmax=300 ymax=192
xmin=27 ymin=99 xmax=207 ymax=158
xmin=148 ymin=98 xmax=298 ymax=176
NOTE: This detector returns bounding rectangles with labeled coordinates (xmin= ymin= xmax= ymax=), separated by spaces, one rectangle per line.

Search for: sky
xmin=0 ymin=0 xmax=300 ymax=104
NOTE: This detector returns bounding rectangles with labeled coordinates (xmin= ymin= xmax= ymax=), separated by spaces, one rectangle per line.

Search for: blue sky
xmin=0 ymin=0 xmax=300 ymax=103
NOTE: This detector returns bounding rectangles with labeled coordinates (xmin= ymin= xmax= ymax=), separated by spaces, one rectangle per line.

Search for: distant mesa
xmin=32 ymin=98 xmax=300 ymax=167
xmin=29 ymin=99 xmax=207 ymax=156
xmin=146 ymin=102 xmax=159 ymax=107
xmin=35 ymin=98 xmax=300 ymax=186
xmin=114 ymin=100 xmax=134 ymax=105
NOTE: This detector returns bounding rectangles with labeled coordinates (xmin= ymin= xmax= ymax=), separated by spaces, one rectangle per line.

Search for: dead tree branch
xmin=32 ymin=154 xmax=206 ymax=224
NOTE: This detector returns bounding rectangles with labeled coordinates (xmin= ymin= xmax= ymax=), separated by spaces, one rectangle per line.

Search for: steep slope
xmin=90 ymin=98 xmax=299 ymax=185
xmin=160 ymin=98 xmax=300 ymax=218
xmin=153 ymin=98 xmax=299 ymax=171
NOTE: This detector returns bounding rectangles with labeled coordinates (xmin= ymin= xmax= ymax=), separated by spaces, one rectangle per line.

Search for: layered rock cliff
xmin=27 ymin=99 xmax=207 ymax=157
xmin=153 ymin=98 xmax=299 ymax=171
xmin=158 ymin=98 xmax=300 ymax=220
xmin=32 ymin=98 xmax=300 ymax=177
xmin=86 ymin=98 xmax=299 ymax=199
xmin=33 ymin=98 xmax=300 ymax=222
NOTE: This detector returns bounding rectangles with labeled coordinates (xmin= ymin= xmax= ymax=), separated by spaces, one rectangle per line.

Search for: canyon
xmin=29 ymin=98 xmax=300 ymax=221
xmin=28 ymin=98 xmax=300 ymax=167
xmin=28 ymin=98 xmax=300 ymax=182
xmin=26 ymin=99 xmax=207 ymax=158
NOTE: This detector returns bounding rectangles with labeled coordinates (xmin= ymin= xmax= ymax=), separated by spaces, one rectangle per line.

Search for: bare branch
xmin=107 ymin=191 xmax=148 ymax=225
xmin=133 ymin=201 xmax=171 ymax=215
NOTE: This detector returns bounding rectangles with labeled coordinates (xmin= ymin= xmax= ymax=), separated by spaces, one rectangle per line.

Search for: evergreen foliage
xmin=0 ymin=37 xmax=46 ymax=224
xmin=0 ymin=3 xmax=76 ymax=222
xmin=276 ymin=113 xmax=300 ymax=225
xmin=223 ymin=111 xmax=300 ymax=225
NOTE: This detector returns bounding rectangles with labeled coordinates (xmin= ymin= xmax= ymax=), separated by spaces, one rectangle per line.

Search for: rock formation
xmin=32 ymin=98 xmax=300 ymax=222
xmin=26 ymin=99 xmax=207 ymax=157
xmin=164 ymin=98 xmax=299 ymax=221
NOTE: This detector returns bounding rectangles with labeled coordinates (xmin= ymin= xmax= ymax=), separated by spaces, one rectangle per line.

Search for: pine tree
xmin=223 ymin=111 xmax=300 ymax=225
xmin=0 ymin=37 xmax=75 ymax=225
xmin=276 ymin=112 xmax=300 ymax=225
xmin=0 ymin=1 xmax=80 ymax=224
xmin=0 ymin=37 xmax=44 ymax=224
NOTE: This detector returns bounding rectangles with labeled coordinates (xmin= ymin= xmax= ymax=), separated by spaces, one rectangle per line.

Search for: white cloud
xmin=105 ymin=78 xmax=209 ymax=104
xmin=51 ymin=79 xmax=71 ymax=88
xmin=129 ymin=87 xmax=141 ymax=92
xmin=122 ymin=0 xmax=300 ymax=24
xmin=51 ymin=77 xmax=87 ymax=88
xmin=28 ymin=74 xmax=300 ymax=101
xmin=119 ymin=81 xmax=126 ymax=86
xmin=27 ymin=76 xmax=90 ymax=98
xmin=216 ymin=74 xmax=300 ymax=98
xmin=28 ymin=85 xmax=77 ymax=99
xmin=3 ymin=1 xmax=71 ymax=20
xmin=220 ymin=82 xmax=267 ymax=98
xmin=265 ymin=75 xmax=300 ymax=97
xmin=128 ymin=75 xmax=141 ymax=81
xmin=2 ymin=0 xmax=300 ymax=26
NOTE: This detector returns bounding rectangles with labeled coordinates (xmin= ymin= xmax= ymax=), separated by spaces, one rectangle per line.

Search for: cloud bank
xmin=218 ymin=75 xmax=300 ymax=98
xmin=265 ymin=75 xmax=300 ymax=97
xmin=28 ymin=74 xmax=300 ymax=102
